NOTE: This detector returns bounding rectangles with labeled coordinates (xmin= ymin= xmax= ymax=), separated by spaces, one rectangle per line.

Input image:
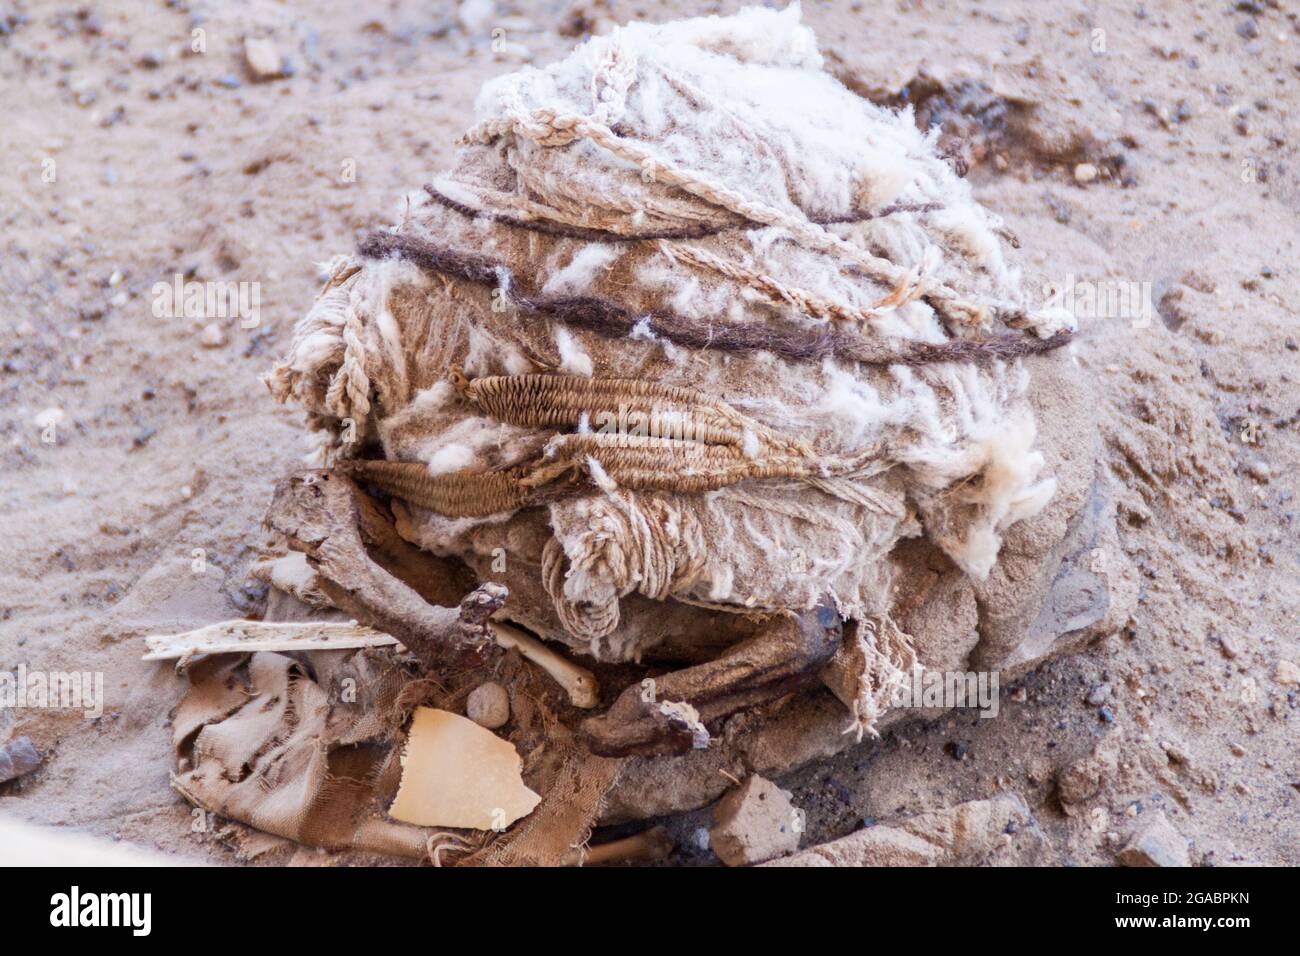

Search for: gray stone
xmin=0 ymin=737 xmax=42 ymax=783
xmin=709 ymin=775 xmax=800 ymax=866
xmin=1117 ymin=811 xmax=1191 ymax=867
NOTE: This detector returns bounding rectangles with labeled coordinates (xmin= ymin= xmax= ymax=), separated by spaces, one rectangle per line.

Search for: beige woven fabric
xmin=268 ymin=6 xmax=1073 ymax=730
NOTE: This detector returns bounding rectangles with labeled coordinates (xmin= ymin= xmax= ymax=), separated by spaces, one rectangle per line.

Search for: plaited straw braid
xmin=537 ymin=433 xmax=835 ymax=494
xmin=453 ymin=371 xmax=798 ymax=454
xmin=459 ymin=96 xmax=997 ymax=326
xmin=660 ymin=240 xmax=883 ymax=324
xmin=338 ymin=459 xmax=546 ymax=518
xmin=541 ymin=430 xmax=803 ymax=468
xmin=339 ymin=422 xmax=889 ymax=518
xmin=549 ymin=431 xmax=893 ymax=498
xmin=424 ymin=183 xmax=942 ymax=244
xmin=358 ymin=232 xmax=1075 ymax=366
xmin=340 ymin=441 xmax=810 ymax=518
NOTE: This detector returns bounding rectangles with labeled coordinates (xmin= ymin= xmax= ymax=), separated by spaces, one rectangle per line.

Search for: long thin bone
xmin=566 ymin=826 xmax=673 ymax=866
xmin=490 ymin=620 xmax=599 ymax=709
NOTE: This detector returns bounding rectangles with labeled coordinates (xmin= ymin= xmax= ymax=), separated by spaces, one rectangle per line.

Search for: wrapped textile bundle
xmin=234 ymin=5 xmax=1125 ymax=859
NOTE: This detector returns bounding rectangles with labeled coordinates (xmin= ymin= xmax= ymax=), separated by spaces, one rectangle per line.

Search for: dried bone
xmin=581 ymin=603 xmax=843 ymax=757
xmin=573 ymin=826 xmax=673 ymax=866
xmin=490 ymin=621 xmax=599 ymax=709
xmin=265 ymin=470 xmax=504 ymax=670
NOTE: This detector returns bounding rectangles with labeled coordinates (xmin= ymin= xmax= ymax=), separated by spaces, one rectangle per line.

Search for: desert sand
xmin=1 ymin=0 xmax=1296 ymax=865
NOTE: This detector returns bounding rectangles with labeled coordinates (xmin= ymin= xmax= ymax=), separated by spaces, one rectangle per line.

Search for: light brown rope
xmin=460 ymin=94 xmax=993 ymax=325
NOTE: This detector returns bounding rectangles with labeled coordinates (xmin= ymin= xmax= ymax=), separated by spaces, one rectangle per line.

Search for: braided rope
xmin=461 ymin=101 xmax=994 ymax=324
xmin=660 ymin=240 xmax=884 ymax=323
xmin=323 ymin=301 xmax=373 ymax=422
xmin=358 ymin=232 xmax=1075 ymax=368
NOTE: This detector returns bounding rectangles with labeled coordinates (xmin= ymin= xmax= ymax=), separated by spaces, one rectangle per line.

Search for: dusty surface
xmin=1 ymin=0 xmax=1296 ymax=865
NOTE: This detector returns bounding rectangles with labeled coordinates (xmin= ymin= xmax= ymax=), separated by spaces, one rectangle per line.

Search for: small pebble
xmin=1073 ymin=162 xmax=1098 ymax=184
xmin=244 ymin=37 xmax=283 ymax=80
xmin=34 ymin=407 xmax=65 ymax=429
xmin=200 ymin=323 xmax=227 ymax=348
xmin=1117 ymin=810 xmax=1190 ymax=867
xmin=466 ymin=681 xmax=510 ymax=729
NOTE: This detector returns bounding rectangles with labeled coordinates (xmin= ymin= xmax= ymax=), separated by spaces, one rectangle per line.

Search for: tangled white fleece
xmin=270 ymin=5 xmax=1072 ymax=681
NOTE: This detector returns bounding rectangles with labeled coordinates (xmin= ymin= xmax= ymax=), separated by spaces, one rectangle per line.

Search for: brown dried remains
xmin=265 ymin=470 xmax=504 ymax=669
xmin=581 ymin=602 xmax=844 ymax=757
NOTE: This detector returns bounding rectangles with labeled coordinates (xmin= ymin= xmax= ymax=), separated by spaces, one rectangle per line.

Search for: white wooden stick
xmin=143 ymin=620 xmax=398 ymax=661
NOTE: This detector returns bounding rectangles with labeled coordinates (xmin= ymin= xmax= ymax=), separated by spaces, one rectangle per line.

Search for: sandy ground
xmin=1 ymin=0 xmax=1296 ymax=866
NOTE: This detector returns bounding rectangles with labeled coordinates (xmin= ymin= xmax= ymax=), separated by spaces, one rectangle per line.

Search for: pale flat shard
xmin=388 ymin=706 xmax=540 ymax=831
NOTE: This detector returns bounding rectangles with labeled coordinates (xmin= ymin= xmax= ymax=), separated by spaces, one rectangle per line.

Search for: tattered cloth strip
xmin=457 ymin=729 xmax=624 ymax=867
xmin=172 ymin=645 xmax=621 ymax=866
xmin=266 ymin=6 xmax=1074 ymax=742
xmin=172 ymin=649 xmax=434 ymax=859
xmin=820 ymin=616 xmax=920 ymax=741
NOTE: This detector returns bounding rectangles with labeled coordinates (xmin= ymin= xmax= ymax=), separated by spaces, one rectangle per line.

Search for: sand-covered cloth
xmin=268 ymin=7 xmax=1076 ymax=735
xmin=171 ymin=638 xmax=623 ymax=866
